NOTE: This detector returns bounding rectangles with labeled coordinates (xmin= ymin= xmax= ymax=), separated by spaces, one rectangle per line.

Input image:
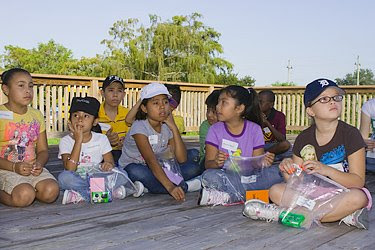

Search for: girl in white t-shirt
xmin=58 ymin=97 xmax=142 ymax=204
xmin=360 ymin=98 xmax=375 ymax=172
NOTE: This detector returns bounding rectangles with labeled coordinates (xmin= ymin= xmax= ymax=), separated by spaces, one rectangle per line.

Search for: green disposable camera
xmin=91 ymin=191 xmax=111 ymax=203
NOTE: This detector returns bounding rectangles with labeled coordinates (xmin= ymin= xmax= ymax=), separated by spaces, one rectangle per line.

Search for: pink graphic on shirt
xmin=0 ymin=119 xmax=40 ymax=162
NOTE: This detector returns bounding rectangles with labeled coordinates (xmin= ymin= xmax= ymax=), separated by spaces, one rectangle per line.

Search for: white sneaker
xmin=198 ymin=188 xmax=230 ymax=206
xmin=62 ymin=190 xmax=84 ymax=204
xmin=339 ymin=208 xmax=369 ymax=230
xmin=113 ymin=185 xmax=127 ymax=200
xmin=187 ymin=178 xmax=202 ymax=192
xmin=243 ymin=199 xmax=281 ymax=222
xmin=133 ymin=181 xmax=145 ymax=198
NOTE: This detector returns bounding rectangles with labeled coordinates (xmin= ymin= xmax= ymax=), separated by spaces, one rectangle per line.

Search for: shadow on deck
xmin=0 ymin=136 xmax=374 ymax=249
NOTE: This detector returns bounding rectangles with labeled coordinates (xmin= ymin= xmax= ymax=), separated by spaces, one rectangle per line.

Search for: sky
xmin=1 ymin=0 xmax=374 ymax=86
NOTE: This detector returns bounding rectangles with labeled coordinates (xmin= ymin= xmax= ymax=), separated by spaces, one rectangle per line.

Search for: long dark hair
xmin=135 ymin=98 xmax=149 ymax=120
xmin=220 ymin=85 xmax=262 ymax=126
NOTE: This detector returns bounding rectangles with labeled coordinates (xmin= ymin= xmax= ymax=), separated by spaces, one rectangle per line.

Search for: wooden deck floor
xmin=1 ymin=136 xmax=374 ymax=249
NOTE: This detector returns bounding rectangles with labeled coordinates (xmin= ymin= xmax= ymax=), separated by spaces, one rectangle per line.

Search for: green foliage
xmin=2 ymin=40 xmax=75 ymax=74
xmin=1 ymin=13 xmax=255 ymax=84
xmin=271 ymin=81 xmax=296 ymax=86
xmin=101 ymin=13 xmax=235 ymax=83
xmin=335 ymin=68 xmax=375 ymax=85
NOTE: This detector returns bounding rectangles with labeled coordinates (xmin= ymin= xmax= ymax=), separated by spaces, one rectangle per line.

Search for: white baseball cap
xmin=140 ymin=82 xmax=172 ymax=100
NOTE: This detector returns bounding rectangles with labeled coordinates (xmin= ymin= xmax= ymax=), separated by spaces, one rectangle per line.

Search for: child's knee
xmin=36 ymin=180 xmax=60 ymax=203
xmin=57 ymin=171 xmax=77 ymax=186
xmin=11 ymin=184 xmax=36 ymax=207
xmin=269 ymin=183 xmax=286 ymax=204
xmin=348 ymin=189 xmax=368 ymax=209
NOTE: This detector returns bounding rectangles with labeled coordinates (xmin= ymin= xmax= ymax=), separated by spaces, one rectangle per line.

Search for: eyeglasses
xmin=309 ymin=95 xmax=343 ymax=106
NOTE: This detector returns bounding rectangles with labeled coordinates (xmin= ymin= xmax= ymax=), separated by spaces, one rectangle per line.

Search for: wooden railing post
xmin=90 ymin=79 xmax=99 ymax=99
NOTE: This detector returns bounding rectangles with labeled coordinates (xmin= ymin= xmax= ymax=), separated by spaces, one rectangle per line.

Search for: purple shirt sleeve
xmin=205 ymin=123 xmax=220 ymax=148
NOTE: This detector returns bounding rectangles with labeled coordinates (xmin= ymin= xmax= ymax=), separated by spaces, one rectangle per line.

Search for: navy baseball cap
xmin=69 ymin=97 xmax=100 ymax=118
xmin=304 ymin=78 xmax=345 ymax=107
xmin=102 ymin=75 xmax=125 ymax=90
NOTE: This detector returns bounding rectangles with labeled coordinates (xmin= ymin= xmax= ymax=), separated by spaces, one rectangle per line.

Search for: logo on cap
xmin=318 ymin=80 xmax=330 ymax=87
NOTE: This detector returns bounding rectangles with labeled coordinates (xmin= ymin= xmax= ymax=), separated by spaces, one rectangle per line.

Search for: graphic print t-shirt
xmin=58 ymin=132 xmax=112 ymax=179
xmin=0 ymin=105 xmax=45 ymax=163
xmin=293 ymin=121 xmax=366 ymax=173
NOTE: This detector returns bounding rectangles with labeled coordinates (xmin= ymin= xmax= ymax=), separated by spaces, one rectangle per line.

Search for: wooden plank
xmin=63 ymin=86 xmax=69 ymax=131
xmin=296 ymin=95 xmax=301 ymax=126
xmin=291 ymin=94 xmax=296 ymax=127
xmin=57 ymin=86 xmax=63 ymax=132
xmin=51 ymin=86 xmax=57 ymax=132
xmin=45 ymin=86 xmax=51 ymax=133
xmin=346 ymin=95 xmax=351 ymax=124
xmin=39 ymin=86 xmax=44 ymax=116
xmin=32 ymin=86 xmax=38 ymax=109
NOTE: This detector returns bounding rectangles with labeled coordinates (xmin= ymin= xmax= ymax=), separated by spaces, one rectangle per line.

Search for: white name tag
xmin=328 ymin=163 xmax=345 ymax=172
xmin=221 ymin=139 xmax=238 ymax=152
xmin=0 ymin=111 xmax=13 ymax=120
xmin=296 ymin=196 xmax=316 ymax=211
xmin=263 ymin=127 xmax=271 ymax=134
xmin=241 ymin=175 xmax=257 ymax=184
xmin=148 ymin=135 xmax=158 ymax=145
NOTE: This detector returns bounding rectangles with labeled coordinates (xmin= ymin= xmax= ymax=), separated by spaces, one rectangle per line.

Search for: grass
xmin=47 ymin=138 xmax=61 ymax=146
xmin=184 ymin=131 xmax=199 ymax=136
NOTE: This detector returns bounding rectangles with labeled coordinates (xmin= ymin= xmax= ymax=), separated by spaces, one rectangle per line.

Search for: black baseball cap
xmin=304 ymin=78 xmax=345 ymax=107
xmin=69 ymin=97 xmax=100 ymax=117
xmin=102 ymin=75 xmax=125 ymax=90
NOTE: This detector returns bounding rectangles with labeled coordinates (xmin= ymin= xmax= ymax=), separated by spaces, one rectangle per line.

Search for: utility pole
xmin=287 ymin=59 xmax=293 ymax=83
xmin=355 ymin=55 xmax=360 ymax=86
xmin=355 ymin=55 xmax=361 ymax=126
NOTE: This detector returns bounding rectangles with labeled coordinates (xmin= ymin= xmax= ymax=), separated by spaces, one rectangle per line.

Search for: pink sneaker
xmin=62 ymin=190 xmax=84 ymax=204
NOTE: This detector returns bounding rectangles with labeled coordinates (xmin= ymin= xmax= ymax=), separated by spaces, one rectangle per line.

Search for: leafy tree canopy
xmin=1 ymin=13 xmax=255 ymax=85
xmin=271 ymin=81 xmax=296 ymax=86
xmin=335 ymin=68 xmax=375 ymax=85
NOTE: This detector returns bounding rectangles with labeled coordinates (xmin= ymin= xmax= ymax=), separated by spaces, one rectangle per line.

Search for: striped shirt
xmin=98 ymin=102 xmax=129 ymax=150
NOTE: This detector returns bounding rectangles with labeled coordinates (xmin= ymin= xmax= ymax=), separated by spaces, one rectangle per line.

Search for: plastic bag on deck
xmin=87 ymin=164 xmax=137 ymax=204
xmin=201 ymin=154 xmax=268 ymax=206
xmin=155 ymin=148 xmax=184 ymax=185
xmin=279 ymin=166 xmax=348 ymax=229
xmin=224 ymin=154 xmax=270 ymax=189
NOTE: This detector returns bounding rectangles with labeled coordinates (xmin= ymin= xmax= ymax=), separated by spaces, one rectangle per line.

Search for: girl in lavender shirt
xmin=199 ymin=86 xmax=281 ymax=206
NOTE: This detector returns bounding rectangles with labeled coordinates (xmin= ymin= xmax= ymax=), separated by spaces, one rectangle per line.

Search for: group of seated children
xmin=0 ymin=68 xmax=371 ymax=230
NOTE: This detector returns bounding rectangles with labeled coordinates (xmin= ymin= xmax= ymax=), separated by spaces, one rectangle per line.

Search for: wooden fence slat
xmin=296 ymin=95 xmax=301 ymax=126
xmin=58 ymin=86 xmax=63 ymax=132
xmin=33 ymin=86 xmax=38 ymax=109
xmin=64 ymin=86 xmax=69 ymax=131
xmin=51 ymin=86 xmax=57 ymax=132
xmin=45 ymin=86 xmax=51 ymax=132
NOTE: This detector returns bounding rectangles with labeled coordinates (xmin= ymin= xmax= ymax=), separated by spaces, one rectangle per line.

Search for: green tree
xmin=1 ymin=40 xmax=75 ymax=74
xmin=101 ymin=13 xmax=235 ymax=83
xmin=335 ymin=68 xmax=375 ymax=85
xmin=271 ymin=81 xmax=296 ymax=86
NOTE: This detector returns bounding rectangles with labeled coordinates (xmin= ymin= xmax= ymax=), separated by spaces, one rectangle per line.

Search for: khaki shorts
xmin=0 ymin=168 xmax=56 ymax=195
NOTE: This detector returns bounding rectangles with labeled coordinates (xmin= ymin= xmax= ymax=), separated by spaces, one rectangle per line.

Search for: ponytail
xmin=220 ymin=85 xmax=262 ymax=126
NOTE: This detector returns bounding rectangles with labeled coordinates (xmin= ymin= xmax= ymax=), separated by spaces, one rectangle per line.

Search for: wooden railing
xmin=1 ymin=73 xmax=374 ymax=133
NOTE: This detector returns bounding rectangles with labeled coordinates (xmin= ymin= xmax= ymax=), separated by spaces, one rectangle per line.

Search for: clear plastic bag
xmin=279 ymin=167 xmax=349 ymax=229
xmin=87 ymin=164 xmax=136 ymax=204
xmin=224 ymin=154 xmax=267 ymax=187
xmin=201 ymin=155 xmax=269 ymax=206
xmin=155 ymin=148 xmax=184 ymax=185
